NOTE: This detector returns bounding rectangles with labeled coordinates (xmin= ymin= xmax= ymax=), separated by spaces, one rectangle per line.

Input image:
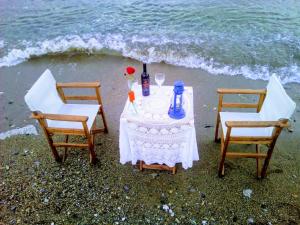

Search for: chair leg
xmin=139 ymin=161 xmax=143 ymax=171
xmin=100 ymin=107 xmax=109 ymax=133
xmin=63 ymin=135 xmax=69 ymax=162
xmin=261 ymin=145 xmax=275 ymax=178
xmin=172 ymin=166 xmax=176 ymax=175
xmin=46 ymin=134 xmax=62 ymax=162
xmin=87 ymin=133 xmax=97 ymax=164
xmin=219 ymin=135 xmax=230 ymax=177
xmin=214 ymin=113 xmax=220 ymax=142
xmin=256 ymin=144 xmax=261 ymax=178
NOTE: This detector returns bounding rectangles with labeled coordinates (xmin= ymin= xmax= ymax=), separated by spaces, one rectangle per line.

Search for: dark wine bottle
xmin=141 ymin=63 xmax=150 ymax=96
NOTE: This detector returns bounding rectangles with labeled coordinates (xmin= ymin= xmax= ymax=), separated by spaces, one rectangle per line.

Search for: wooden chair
xmin=214 ymin=75 xmax=296 ymax=178
xmin=24 ymin=69 xmax=108 ymax=164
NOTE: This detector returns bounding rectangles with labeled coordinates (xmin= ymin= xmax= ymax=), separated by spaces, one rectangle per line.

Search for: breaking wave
xmin=0 ymin=34 xmax=299 ymax=84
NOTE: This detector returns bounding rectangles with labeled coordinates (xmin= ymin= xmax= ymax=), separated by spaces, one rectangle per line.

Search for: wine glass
xmin=155 ymin=73 xmax=165 ymax=94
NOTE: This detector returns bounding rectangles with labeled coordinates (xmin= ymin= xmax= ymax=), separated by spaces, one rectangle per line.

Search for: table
xmin=119 ymin=85 xmax=199 ymax=173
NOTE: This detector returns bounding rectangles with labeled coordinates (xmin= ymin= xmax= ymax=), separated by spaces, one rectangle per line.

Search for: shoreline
xmin=1 ymin=54 xmax=299 ymax=133
xmin=1 ymin=54 xmax=300 ymax=224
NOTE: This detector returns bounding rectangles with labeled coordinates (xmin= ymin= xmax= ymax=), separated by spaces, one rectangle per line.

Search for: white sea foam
xmin=0 ymin=40 xmax=4 ymax=49
xmin=0 ymin=34 xmax=299 ymax=84
xmin=0 ymin=125 xmax=38 ymax=140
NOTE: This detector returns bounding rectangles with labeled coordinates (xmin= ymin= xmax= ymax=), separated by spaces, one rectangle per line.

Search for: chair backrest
xmin=24 ymin=69 xmax=64 ymax=114
xmin=259 ymin=74 xmax=296 ymax=121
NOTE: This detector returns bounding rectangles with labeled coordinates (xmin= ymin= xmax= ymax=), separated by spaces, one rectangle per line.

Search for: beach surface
xmin=1 ymin=55 xmax=300 ymax=224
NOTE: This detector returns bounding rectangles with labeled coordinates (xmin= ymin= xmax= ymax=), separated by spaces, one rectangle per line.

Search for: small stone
xmin=150 ymin=173 xmax=158 ymax=178
xmin=121 ymin=217 xmax=126 ymax=221
xmin=103 ymin=185 xmax=110 ymax=192
xmin=243 ymin=189 xmax=253 ymax=198
xmin=168 ymin=190 xmax=173 ymax=194
xmin=43 ymin=197 xmax=49 ymax=204
xmin=162 ymin=204 xmax=169 ymax=211
xmin=247 ymin=217 xmax=255 ymax=224
xmin=169 ymin=209 xmax=175 ymax=217
xmin=0 ymin=200 xmax=6 ymax=205
xmin=34 ymin=160 xmax=41 ymax=167
xmin=12 ymin=150 xmax=19 ymax=156
xmin=5 ymin=165 xmax=9 ymax=170
xmin=123 ymin=185 xmax=130 ymax=192
xmin=51 ymin=223 xmax=55 ymax=225
xmin=189 ymin=187 xmax=196 ymax=192
xmin=10 ymin=206 xmax=17 ymax=212
xmin=94 ymin=213 xmax=98 ymax=217
xmin=202 ymin=220 xmax=208 ymax=225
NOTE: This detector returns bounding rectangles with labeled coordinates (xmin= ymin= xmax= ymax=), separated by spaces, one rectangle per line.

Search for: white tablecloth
xmin=119 ymin=85 xmax=199 ymax=169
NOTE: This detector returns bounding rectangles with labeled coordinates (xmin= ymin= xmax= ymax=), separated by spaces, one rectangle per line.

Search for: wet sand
xmin=0 ymin=55 xmax=300 ymax=224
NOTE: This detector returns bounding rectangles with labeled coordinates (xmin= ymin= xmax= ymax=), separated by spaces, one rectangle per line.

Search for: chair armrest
xmin=56 ymin=81 xmax=100 ymax=88
xmin=32 ymin=113 xmax=88 ymax=122
xmin=225 ymin=120 xmax=289 ymax=128
xmin=217 ymin=88 xmax=266 ymax=95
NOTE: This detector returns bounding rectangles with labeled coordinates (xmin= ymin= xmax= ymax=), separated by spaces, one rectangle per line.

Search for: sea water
xmin=0 ymin=0 xmax=300 ymax=84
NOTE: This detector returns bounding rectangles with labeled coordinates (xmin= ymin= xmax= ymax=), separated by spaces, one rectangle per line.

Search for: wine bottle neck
xmin=143 ymin=63 xmax=147 ymax=73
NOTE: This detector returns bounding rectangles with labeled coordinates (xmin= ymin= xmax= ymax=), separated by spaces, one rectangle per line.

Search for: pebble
xmin=34 ymin=160 xmax=41 ymax=167
xmin=150 ymin=173 xmax=158 ymax=178
xmin=123 ymin=185 xmax=130 ymax=192
xmin=247 ymin=217 xmax=255 ymax=224
xmin=243 ymin=189 xmax=253 ymax=198
xmin=43 ymin=197 xmax=49 ymax=204
xmin=189 ymin=187 xmax=196 ymax=192
xmin=202 ymin=220 xmax=208 ymax=225
xmin=12 ymin=150 xmax=19 ymax=156
xmin=0 ymin=200 xmax=6 ymax=205
xmin=200 ymin=192 xmax=206 ymax=198
xmin=10 ymin=206 xmax=17 ymax=212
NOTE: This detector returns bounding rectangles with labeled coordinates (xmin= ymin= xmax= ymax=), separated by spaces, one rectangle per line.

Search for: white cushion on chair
xmin=24 ymin=69 xmax=64 ymax=113
xmin=220 ymin=75 xmax=296 ymax=138
xmin=24 ymin=69 xmax=100 ymax=132
xmin=47 ymin=104 xmax=100 ymax=131
xmin=259 ymin=75 xmax=296 ymax=121
xmin=220 ymin=112 xmax=273 ymax=137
